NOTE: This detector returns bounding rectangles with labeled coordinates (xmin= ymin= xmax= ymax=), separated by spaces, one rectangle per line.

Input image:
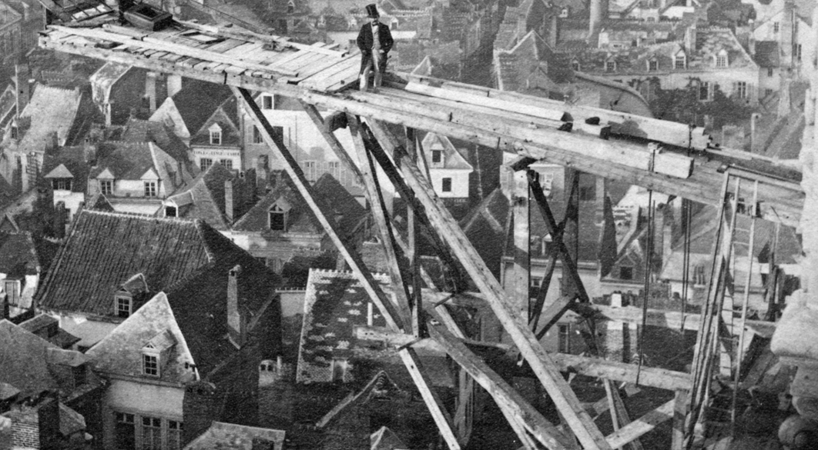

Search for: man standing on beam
xmin=357 ymin=3 xmax=393 ymax=92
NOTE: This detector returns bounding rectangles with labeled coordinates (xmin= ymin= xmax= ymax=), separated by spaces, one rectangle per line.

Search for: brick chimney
xmin=684 ymin=24 xmax=697 ymax=54
xmin=227 ymin=265 xmax=245 ymax=346
xmin=781 ymin=0 xmax=795 ymax=68
xmin=588 ymin=0 xmax=608 ymax=45
xmin=224 ymin=179 xmax=235 ymax=223
xmin=145 ymin=72 xmax=158 ymax=113
xmin=14 ymin=65 xmax=29 ymax=118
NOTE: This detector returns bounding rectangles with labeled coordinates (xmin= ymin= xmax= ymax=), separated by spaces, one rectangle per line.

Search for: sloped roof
xmin=371 ymin=426 xmax=406 ymax=450
xmin=90 ymin=141 xmax=192 ymax=191
xmin=89 ymin=62 xmax=131 ymax=104
xmin=36 ymin=211 xmax=234 ymax=316
xmin=233 ymin=175 xmax=322 ymax=234
xmin=0 ymin=320 xmax=59 ymax=398
xmin=460 ymin=188 xmax=509 ymax=280
xmin=86 ymin=293 xmax=196 ymax=384
xmin=122 ymin=118 xmax=194 ymax=168
xmin=495 ymin=30 xmax=543 ymax=92
xmin=40 ymin=145 xmax=90 ymax=194
xmin=18 ymin=85 xmax=82 ymax=154
xmin=188 ymin=96 xmax=242 ymax=147
xmin=166 ymin=79 xmax=234 ymax=136
xmin=0 ymin=232 xmax=39 ymax=277
xmin=316 ymin=370 xmax=404 ymax=428
xmin=166 ymin=163 xmax=235 ymax=231
xmin=754 ymin=40 xmax=780 ymax=68
xmin=183 ymin=422 xmax=286 ymax=450
xmin=296 ymin=269 xmax=391 ymax=384
xmin=0 ymin=174 xmax=13 ymax=211
xmin=421 ymin=133 xmax=473 ymax=171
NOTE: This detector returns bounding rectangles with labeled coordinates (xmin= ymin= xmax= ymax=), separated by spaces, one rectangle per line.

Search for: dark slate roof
xmin=754 ymin=40 xmax=780 ymax=68
xmin=19 ymin=314 xmax=80 ymax=349
xmin=35 ymin=210 xmax=254 ymax=317
xmin=41 ymin=145 xmax=90 ymax=194
xmin=188 ymin=96 xmax=242 ymax=147
xmin=312 ymin=173 xmax=366 ymax=234
xmin=0 ymin=320 xmax=58 ymax=398
xmin=316 ymin=371 xmax=404 ymax=428
xmin=296 ymin=269 xmax=390 ymax=384
xmin=0 ymin=174 xmax=13 ymax=210
xmin=460 ymin=188 xmax=509 ymax=280
xmin=121 ymin=118 xmax=194 ymax=169
xmin=89 ymin=141 xmax=192 ymax=191
xmin=168 ymin=79 xmax=234 ymax=136
xmin=0 ymin=232 xmax=39 ymax=277
xmin=184 ymin=422 xmax=286 ymax=450
xmin=167 ymin=163 xmax=234 ymax=231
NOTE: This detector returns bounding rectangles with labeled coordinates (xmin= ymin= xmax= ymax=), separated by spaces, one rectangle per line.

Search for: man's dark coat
xmin=357 ymin=21 xmax=394 ymax=74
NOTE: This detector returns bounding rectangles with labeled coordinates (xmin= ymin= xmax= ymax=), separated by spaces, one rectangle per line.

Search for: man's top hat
xmin=365 ymin=4 xmax=379 ymax=18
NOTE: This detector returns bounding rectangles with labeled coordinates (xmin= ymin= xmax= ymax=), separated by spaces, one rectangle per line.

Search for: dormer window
xmin=10 ymin=125 xmax=17 ymax=140
xmin=261 ymin=95 xmax=274 ymax=110
xmin=431 ymin=149 xmax=443 ymax=167
xmin=648 ymin=59 xmax=658 ymax=71
xmin=571 ymin=60 xmax=580 ymax=71
xmin=4 ymin=280 xmax=20 ymax=306
xmin=209 ymin=123 xmax=222 ymax=145
xmin=287 ymin=0 xmax=295 ymax=13
xmin=605 ymin=59 xmax=617 ymax=73
xmin=269 ymin=198 xmax=291 ymax=231
xmin=115 ymin=294 xmax=132 ymax=318
xmin=52 ymin=179 xmax=72 ymax=191
xmin=674 ymin=52 xmax=686 ymax=69
xmin=559 ymin=7 xmax=569 ymax=18
xmin=143 ymin=354 xmax=159 ymax=376
xmin=100 ymin=179 xmax=113 ymax=195
xmin=715 ymin=50 xmax=728 ymax=68
xmin=142 ymin=330 xmax=176 ymax=378
xmin=165 ymin=205 xmax=177 ymax=217
xmin=144 ymin=181 xmax=157 ymax=197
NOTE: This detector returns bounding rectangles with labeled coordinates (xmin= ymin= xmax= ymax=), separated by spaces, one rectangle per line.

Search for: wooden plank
xmin=592 ymin=305 xmax=776 ymax=338
xmin=427 ymin=319 xmax=575 ymax=450
xmin=50 ymin=26 xmax=298 ymax=77
xmin=606 ymin=400 xmax=675 ymax=449
xmin=290 ymin=54 xmax=355 ymax=83
xmin=365 ymin=120 xmax=614 ymax=450
xmin=303 ymin=57 xmax=360 ymax=89
xmin=671 ymin=391 xmax=687 ymax=450
xmin=550 ymin=353 xmax=692 ymax=391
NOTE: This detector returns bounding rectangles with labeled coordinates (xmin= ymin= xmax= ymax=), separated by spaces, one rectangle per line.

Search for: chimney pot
xmin=225 ymin=179 xmax=235 ymax=223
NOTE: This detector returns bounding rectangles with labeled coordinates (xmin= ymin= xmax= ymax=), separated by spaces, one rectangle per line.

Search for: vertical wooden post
xmin=513 ymin=169 xmax=530 ymax=320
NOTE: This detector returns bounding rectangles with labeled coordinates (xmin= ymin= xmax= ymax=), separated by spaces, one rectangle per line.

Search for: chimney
xmin=588 ymin=0 xmax=608 ymax=44
xmin=781 ymin=0 xmax=794 ymax=68
xmin=145 ymin=72 xmax=158 ymax=113
xmin=225 ymin=179 xmax=235 ymax=223
xmin=684 ymin=24 xmax=697 ymax=54
xmin=227 ymin=265 xmax=244 ymax=345
xmin=255 ymin=156 xmax=269 ymax=194
xmin=14 ymin=65 xmax=29 ymax=117
xmin=167 ymin=74 xmax=183 ymax=98
xmin=2 ymin=293 xmax=8 ymax=320
xmin=748 ymin=35 xmax=756 ymax=57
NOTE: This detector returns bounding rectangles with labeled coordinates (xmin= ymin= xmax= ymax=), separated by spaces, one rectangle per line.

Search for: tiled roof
xmin=0 ymin=320 xmax=59 ymax=398
xmin=90 ymin=141 xmax=192 ymax=191
xmin=316 ymin=370 xmax=404 ymax=427
xmin=0 ymin=175 xmax=13 ymax=211
xmin=122 ymin=118 xmax=194 ymax=169
xmin=296 ymin=269 xmax=390 ymax=384
xmin=36 ymin=211 xmax=231 ymax=316
xmin=166 ymin=163 xmax=234 ymax=230
xmin=166 ymin=79 xmax=234 ymax=137
xmin=754 ymin=40 xmax=780 ymax=68
xmin=41 ymin=145 xmax=90 ymax=194
xmin=0 ymin=231 xmax=39 ymax=277
xmin=89 ymin=62 xmax=131 ymax=102
xmin=183 ymin=422 xmax=286 ymax=450
xmin=17 ymin=85 xmax=82 ymax=154
xmin=188 ymin=96 xmax=242 ymax=147
xmin=233 ymin=175 xmax=322 ymax=234
xmin=495 ymin=30 xmax=542 ymax=92
xmin=19 ymin=314 xmax=80 ymax=349
xmin=86 ymin=293 xmax=196 ymax=383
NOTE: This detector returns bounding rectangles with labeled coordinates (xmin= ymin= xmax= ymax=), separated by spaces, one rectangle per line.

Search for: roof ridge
xmin=81 ymin=209 xmax=200 ymax=224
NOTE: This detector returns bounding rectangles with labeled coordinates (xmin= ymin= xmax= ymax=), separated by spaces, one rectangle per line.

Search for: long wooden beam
xmin=593 ymin=305 xmax=776 ymax=338
xmin=41 ymin=32 xmax=803 ymax=227
xmin=605 ymin=400 xmax=675 ymax=449
xmin=366 ymin=119 xmax=613 ymax=450
xmin=427 ymin=317 xmax=575 ymax=450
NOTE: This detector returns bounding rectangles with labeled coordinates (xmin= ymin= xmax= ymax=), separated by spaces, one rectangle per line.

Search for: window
xmin=52 ymin=179 xmax=71 ymax=191
xmin=571 ymin=60 xmax=580 ymax=71
xmin=165 ymin=205 xmax=177 ymax=217
xmin=253 ymin=126 xmax=264 ymax=144
xmin=115 ymin=413 xmax=136 ymax=450
xmin=329 ymin=161 xmax=341 ymax=180
xmin=167 ymin=421 xmax=182 ymax=450
xmin=4 ymin=280 xmax=20 ymax=306
xmin=220 ymin=159 xmax=233 ymax=170
xmin=200 ymin=158 xmax=213 ymax=172
xmin=431 ymin=149 xmax=443 ymax=165
xmin=605 ymin=60 xmax=616 ymax=72
xmin=116 ymin=295 xmax=132 ymax=317
xmin=768 ymin=67 xmax=774 ymax=77
xmin=558 ymin=324 xmax=570 ymax=353
xmin=287 ymin=0 xmax=294 ymax=13
xmin=10 ymin=125 xmax=17 ymax=139
xmin=143 ymin=354 xmax=158 ymax=376
xmin=261 ymin=95 xmax=274 ymax=110
xmin=716 ymin=53 xmax=728 ymax=68
xmin=619 ymin=266 xmax=633 ymax=280
xmin=141 ymin=417 xmax=162 ymax=450
xmin=72 ymin=364 xmax=86 ymax=387
xmin=736 ymin=81 xmax=747 ymax=99
xmin=210 ymin=129 xmax=221 ymax=145
xmin=144 ymin=181 xmax=157 ymax=197
xmin=332 ymin=357 xmax=347 ymax=382
xmin=441 ymin=177 xmax=452 ymax=192
xmin=269 ymin=206 xmax=286 ymax=231
xmin=699 ymin=81 xmax=710 ymax=101
xmin=100 ymin=179 xmax=113 ymax=195
xmin=674 ymin=54 xmax=686 ymax=69
xmin=648 ymin=59 xmax=658 ymax=71
xmin=304 ymin=160 xmax=317 ymax=182
xmin=795 ymin=44 xmax=802 ymax=62
xmin=773 ymin=22 xmax=779 ymax=33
